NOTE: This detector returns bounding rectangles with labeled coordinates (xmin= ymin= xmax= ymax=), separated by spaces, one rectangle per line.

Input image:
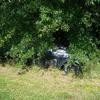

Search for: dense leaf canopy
xmin=0 ymin=0 xmax=100 ymax=64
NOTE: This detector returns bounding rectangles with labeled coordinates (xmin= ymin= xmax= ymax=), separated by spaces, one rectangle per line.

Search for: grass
xmin=0 ymin=64 xmax=100 ymax=100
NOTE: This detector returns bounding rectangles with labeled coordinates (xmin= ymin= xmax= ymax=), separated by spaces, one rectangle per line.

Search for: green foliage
xmin=0 ymin=0 xmax=99 ymax=66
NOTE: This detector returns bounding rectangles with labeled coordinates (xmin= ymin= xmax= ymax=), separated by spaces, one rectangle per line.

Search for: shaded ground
xmin=0 ymin=64 xmax=100 ymax=100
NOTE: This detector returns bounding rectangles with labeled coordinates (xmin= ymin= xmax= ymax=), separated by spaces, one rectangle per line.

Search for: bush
xmin=0 ymin=0 xmax=99 ymax=69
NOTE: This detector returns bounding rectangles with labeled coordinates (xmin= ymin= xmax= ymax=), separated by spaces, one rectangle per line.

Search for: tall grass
xmin=0 ymin=64 xmax=100 ymax=100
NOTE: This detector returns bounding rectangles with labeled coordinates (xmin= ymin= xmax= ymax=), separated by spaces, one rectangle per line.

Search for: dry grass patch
xmin=0 ymin=64 xmax=100 ymax=100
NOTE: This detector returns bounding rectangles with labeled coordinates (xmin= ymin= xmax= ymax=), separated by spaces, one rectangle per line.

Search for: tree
xmin=0 ymin=0 xmax=100 ymax=65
